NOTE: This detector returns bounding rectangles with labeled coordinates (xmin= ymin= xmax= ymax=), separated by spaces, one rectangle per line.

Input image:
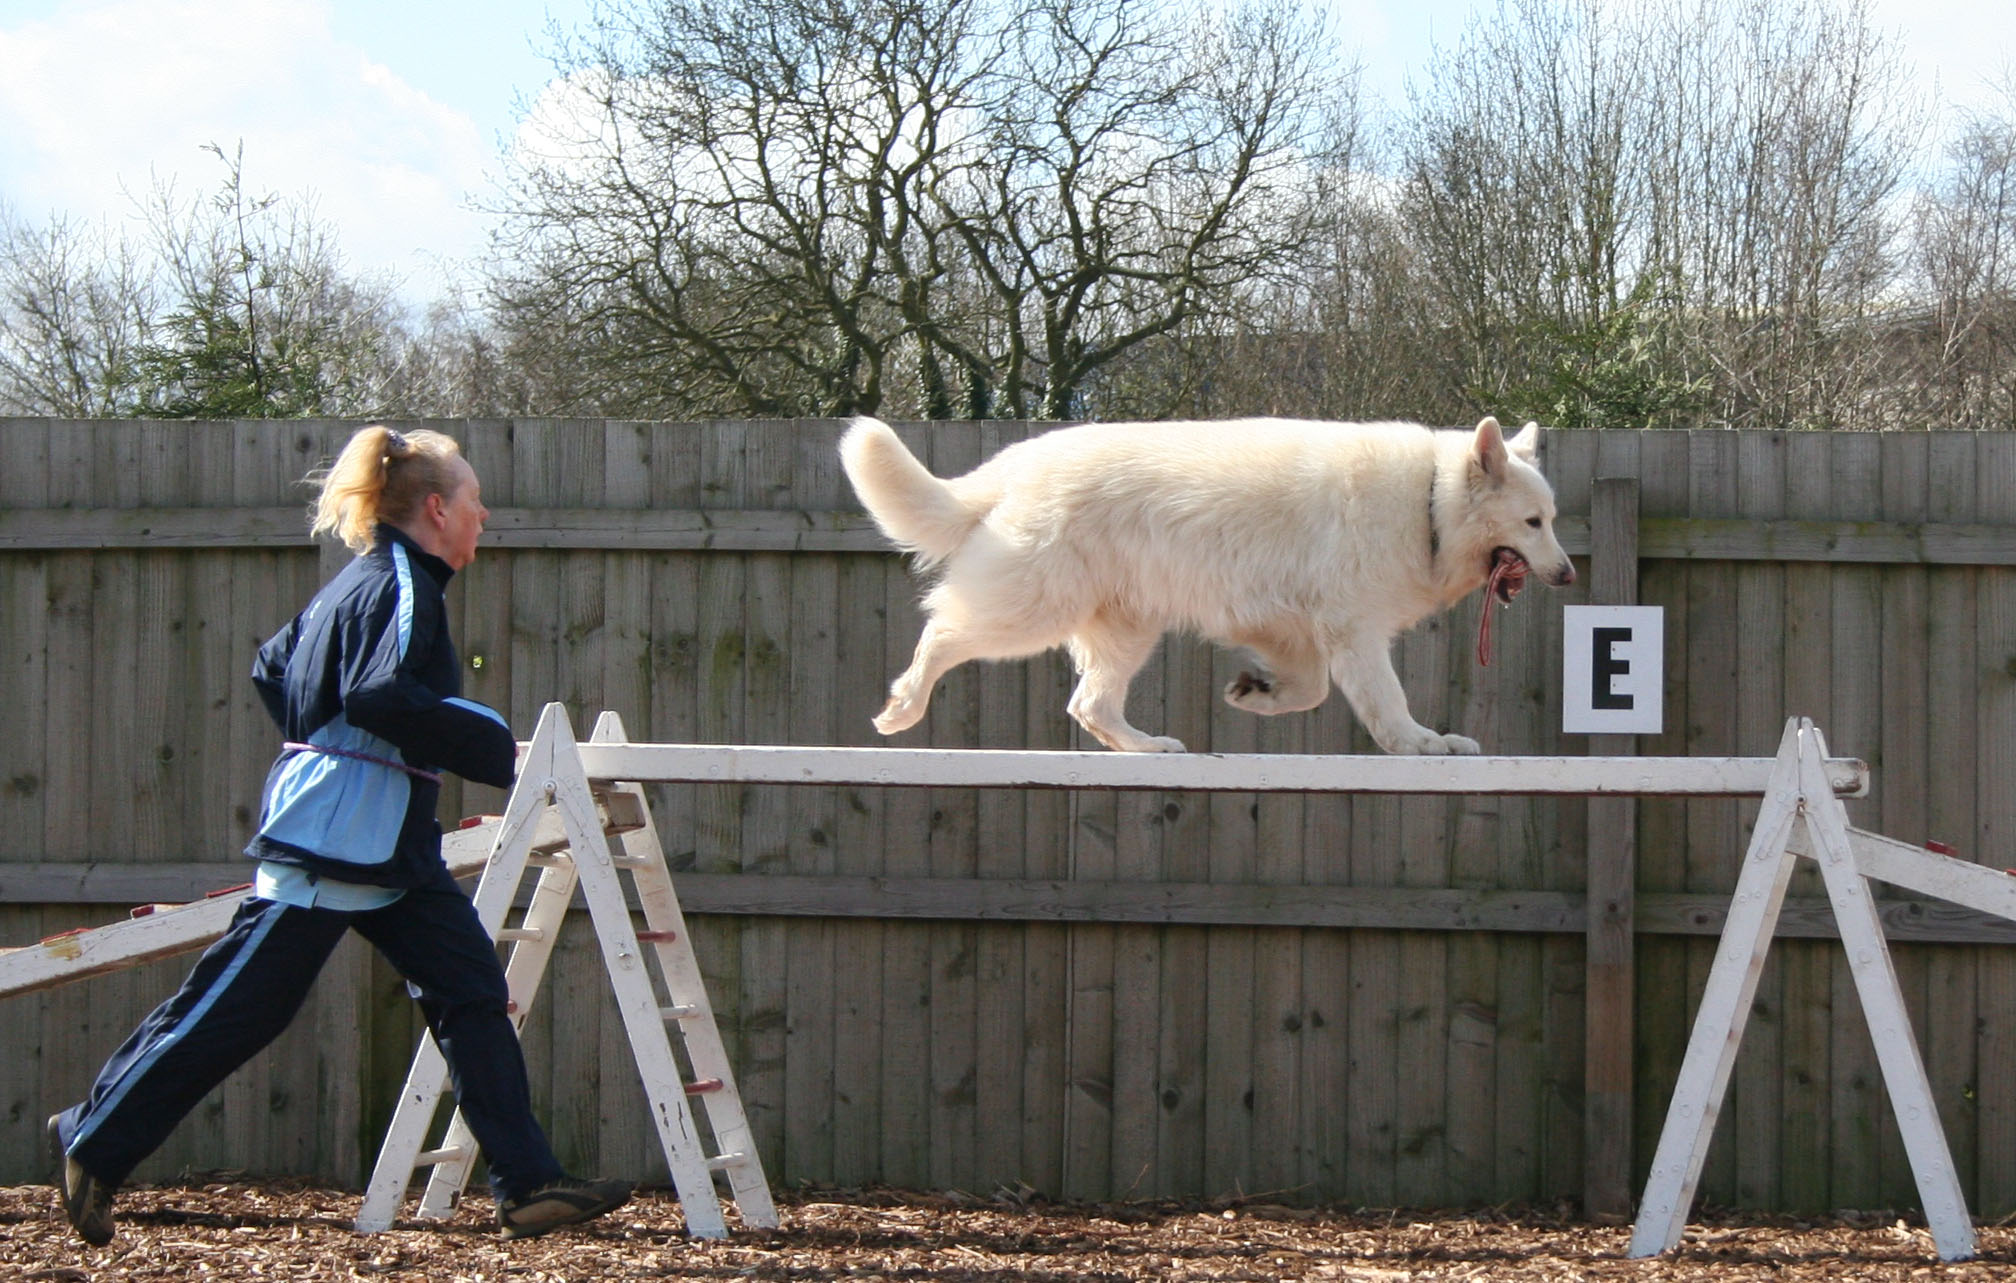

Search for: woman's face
xmin=430 ymin=455 xmax=489 ymax=570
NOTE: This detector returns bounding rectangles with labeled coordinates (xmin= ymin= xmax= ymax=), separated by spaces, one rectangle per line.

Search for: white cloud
xmin=0 ymin=0 xmax=495 ymax=302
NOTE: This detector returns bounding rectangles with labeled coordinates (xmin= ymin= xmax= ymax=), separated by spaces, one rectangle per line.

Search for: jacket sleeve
xmin=336 ymin=576 xmax=518 ymax=788
xmin=252 ymin=616 xmax=297 ymax=731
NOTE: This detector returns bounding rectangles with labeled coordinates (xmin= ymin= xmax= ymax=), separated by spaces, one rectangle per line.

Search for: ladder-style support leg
xmin=543 ymin=709 xmax=730 ymax=1237
xmin=591 ymin=711 xmax=779 ymax=1229
xmin=356 ymin=703 xmax=776 ymax=1239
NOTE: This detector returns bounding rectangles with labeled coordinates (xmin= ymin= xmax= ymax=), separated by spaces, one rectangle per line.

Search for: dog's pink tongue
xmin=1476 ymin=550 xmax=1528 ymax=667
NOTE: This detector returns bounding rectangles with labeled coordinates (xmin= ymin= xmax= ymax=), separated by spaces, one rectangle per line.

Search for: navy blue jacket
xmin=244 ymin=524 xmax=515 ymax=889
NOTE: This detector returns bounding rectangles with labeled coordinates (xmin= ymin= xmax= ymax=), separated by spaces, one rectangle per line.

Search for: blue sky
xmin=2 ymin=0 xmax=2009 ymax=309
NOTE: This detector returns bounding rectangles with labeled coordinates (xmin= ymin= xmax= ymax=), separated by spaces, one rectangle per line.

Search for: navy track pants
xmin=50 ymin=881 xmax=567 ymax=1201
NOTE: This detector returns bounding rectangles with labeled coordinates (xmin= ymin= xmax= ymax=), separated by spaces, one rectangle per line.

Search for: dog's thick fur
xmin=840 ymin=415 xmax=1575 ymax=754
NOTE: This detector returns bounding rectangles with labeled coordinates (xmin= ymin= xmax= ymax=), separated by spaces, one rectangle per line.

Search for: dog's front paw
xmin=1384 ymin=727 xmax=1482 ymax=755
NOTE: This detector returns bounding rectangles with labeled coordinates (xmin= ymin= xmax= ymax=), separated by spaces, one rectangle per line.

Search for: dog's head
xmin=1461 ymin=416 xmax=1575 ymax=602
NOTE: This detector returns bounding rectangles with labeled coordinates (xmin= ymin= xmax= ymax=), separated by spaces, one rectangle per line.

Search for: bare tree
xmin=1646 ymin=0 xmax=1920 ymax=428
xmin=1903 ymin=78 xmax=2016 ymax=429
xmin=1398 ymin=0 xmax=1917 ymax=430
xmin=1403 ymin=0 xmax=1654 ymax=414
xmin=0 ymin=207 xmax=158 ymax=416
xmin=488 ymin=0 xmax=991 ymax=417
xmin=489 ymin=0 xmax=1354 ymax=420
xmin=937 ymin=0 xmax=1353 ymax=419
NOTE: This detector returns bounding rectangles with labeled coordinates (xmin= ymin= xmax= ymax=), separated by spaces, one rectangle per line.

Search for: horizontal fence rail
xmin=10 ymin=505 xmax=2016 ymax=566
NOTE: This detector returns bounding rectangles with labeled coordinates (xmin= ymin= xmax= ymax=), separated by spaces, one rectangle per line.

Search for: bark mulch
xmin=4 ymin=1179 xmax=2013 ymax=1281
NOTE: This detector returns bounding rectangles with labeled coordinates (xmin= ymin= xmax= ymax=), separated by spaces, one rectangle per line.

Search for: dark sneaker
xmin=47 ymin=1115 xmax=116 ymax=1247
xmin=496 ymin=1176 xmax=632 ymax=1240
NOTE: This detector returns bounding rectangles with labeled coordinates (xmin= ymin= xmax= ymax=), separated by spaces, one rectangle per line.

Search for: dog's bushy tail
xmin=840 ymin=416 xmax=980 ymax=568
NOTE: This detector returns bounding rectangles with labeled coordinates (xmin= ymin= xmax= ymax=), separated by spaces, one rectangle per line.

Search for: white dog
xmin=839 ymin=415 xmax=1575 ymax=754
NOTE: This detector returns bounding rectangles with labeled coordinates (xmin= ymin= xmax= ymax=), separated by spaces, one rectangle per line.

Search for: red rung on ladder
xmin=637 ymin=930 xmax=678 ymax=943
xmin=684 ymin=1078 xmax=723 ymax=1095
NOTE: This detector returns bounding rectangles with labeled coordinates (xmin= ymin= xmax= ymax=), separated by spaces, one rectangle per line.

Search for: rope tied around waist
xmin=282 ymin=741 xmax=443 ymax=785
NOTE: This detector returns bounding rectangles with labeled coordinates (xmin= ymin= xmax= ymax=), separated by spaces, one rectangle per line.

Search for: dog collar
xmin=1426 ymin=463 xmax=1440 ymax=562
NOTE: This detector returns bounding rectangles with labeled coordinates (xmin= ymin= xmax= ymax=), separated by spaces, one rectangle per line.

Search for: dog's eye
xmin=1526 ymin=516 xmax=1542 ymax=528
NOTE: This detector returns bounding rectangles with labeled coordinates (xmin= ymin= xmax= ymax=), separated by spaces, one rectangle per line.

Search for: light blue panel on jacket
xmin=255 ymin=715 xmax=413 ymax=867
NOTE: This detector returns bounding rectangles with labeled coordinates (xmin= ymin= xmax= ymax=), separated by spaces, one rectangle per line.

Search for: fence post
xmin=1584 ymin=476 xmax=1641 ymax=1221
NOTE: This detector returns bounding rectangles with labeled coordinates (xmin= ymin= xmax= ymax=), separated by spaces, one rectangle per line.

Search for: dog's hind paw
xmin=1224 ymin=670 xmax=1273 ymax=705
xmin=1228 ymin=670 xmax=1273 ymax=698
xmin=1225 ymin=670 xmax=1295 ymax=714
xmin=1093 ymin=728 xmax=1189 ymax=752
xmin=872 ymin=700 xmax=926 ymax=735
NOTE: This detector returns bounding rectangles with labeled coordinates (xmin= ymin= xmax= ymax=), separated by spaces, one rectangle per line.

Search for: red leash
xmin=1476 ymin=551 xmax=1530 ymax=667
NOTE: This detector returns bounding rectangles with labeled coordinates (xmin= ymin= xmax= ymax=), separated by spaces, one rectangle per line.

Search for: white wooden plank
xmin=572 ymin=743 xmax=1868 ymax=797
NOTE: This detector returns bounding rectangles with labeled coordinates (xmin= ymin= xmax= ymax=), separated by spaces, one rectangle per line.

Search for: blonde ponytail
xmin=310 ymin=426 xmax=465 ymax=554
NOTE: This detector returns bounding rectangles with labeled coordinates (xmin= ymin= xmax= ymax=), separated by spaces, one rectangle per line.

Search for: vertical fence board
xmin=967 ymin=423 xmax=1032 ymax=1193
xmin=38 ymin=427 xmax=117 ymax=1177
xmin=0 ymin=423 xmax=49 ymax=1179
xmin=1730 ymin=431 xmax=1789 ymax=1208
xmin=1683 ymin=431 xmax=1742 ymax=1202
xmin=917 ymin=422 xmax=982 ymax=1193
xmin=1874 ymin=431 xmax=1933 ymax=1210
xmin=1974 ymin=431 xmax=2016 ymax=1217
xmin=781 ymin=425 xmax=840 ymax=1186
xmin=1250 ymin=694 xmax=1308 ymax=1201
xmin=1922 ymin=431 xmax=1981 ymax=1200
xmin=1628 ymin=429 xmax=1692 ymax=1193
xmin=830 ymin=530 xmax=889 ymax=1187
xmin=1823 ymin=432 xmax=1885 ymax=1211
xmin=1189 ymin=638 xmax=1255 ymax=1200
xmin=1773 ymin=430 xmax=1836 ymax=1211
xmin=739 ymin=424 xmax=796 ymax=1181
xmin=870 ymin=425 xmax=931 ymax=1189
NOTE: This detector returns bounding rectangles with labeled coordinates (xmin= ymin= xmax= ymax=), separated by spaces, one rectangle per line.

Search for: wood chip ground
xmin=4 ymin=1181 xmax=2014 ymax=1281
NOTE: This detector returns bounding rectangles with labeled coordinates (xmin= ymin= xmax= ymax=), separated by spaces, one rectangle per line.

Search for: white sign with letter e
xmin=1563 ymin=605 xmax=1664 ymax=735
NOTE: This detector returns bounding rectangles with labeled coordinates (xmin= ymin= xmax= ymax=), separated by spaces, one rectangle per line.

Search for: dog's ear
xmin=1508 ymin=420 xmax=1541 ymax=461
xmin=1472 ymin=416 xmax=1509 ymax=481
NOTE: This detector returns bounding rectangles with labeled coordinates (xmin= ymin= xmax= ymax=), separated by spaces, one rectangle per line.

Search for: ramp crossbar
xmin=572 ymin=744 xmax=1868 ymax=798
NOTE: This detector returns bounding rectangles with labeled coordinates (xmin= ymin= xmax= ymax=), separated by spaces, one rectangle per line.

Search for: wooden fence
xmin=2 ymin=419 xmax=2014 ymax=1219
